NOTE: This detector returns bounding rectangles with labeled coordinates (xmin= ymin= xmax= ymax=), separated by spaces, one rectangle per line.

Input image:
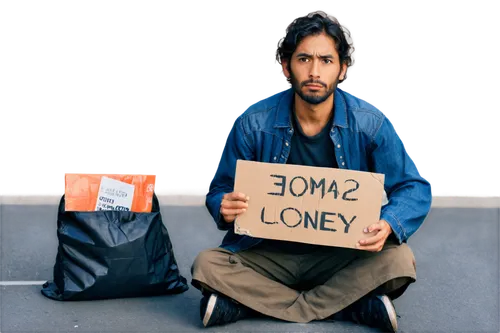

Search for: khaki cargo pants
xmin=191 ymin=239 xmax=416 ymax=323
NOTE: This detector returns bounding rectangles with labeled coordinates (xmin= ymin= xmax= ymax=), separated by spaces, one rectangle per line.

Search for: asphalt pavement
xmin=0 ymin=199 xmax=498 ymax=332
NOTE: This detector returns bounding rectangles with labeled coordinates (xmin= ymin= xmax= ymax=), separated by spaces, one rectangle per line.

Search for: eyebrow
xmin=295 ymin=52 xmax=334 ymax=59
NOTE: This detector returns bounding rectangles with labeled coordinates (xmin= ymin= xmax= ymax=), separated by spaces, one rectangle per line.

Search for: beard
xmin=289 ymin=70 xmax=339 ymax=105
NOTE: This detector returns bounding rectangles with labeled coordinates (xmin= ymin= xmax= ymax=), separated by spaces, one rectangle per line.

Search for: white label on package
xmin=95 ymin=176 xmax=135 ymax=211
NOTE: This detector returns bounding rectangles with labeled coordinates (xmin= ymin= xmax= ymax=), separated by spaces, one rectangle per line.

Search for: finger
xmin=224 ymin=192 xmax=249 ymax=202
xmin=358 ymin=230 xmax=385 ymax=246
xmin=356 ymin=241 xmax=384 ymax=252
xmin=220 ymin=207 xmax=247 ymax=216
xmin=221 ymin=200 xmax=249 ymax=210
xmin=363 ymin=222 xmax=382 ymax=233
xmin=222 ymin=214 xmax=237 ymax=223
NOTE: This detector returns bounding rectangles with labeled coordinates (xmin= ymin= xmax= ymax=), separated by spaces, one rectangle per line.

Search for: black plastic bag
xmin=41 ymin=194 xmax=188 ymax=301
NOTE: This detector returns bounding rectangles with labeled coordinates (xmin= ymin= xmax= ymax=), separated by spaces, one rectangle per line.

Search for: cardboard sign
xmin=233 ymin=160 xmax=385 ymax=250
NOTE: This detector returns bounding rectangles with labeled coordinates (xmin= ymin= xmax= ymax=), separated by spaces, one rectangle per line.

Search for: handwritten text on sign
xmin=233 ymin=160 xmax=385 ymax=249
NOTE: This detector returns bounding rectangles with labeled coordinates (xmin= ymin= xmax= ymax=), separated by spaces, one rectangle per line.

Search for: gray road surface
xmin=0 ymin=203 xmax=499 ymax=332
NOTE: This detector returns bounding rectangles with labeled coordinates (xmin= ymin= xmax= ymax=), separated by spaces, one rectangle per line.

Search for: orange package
xmin=65 ymin=174 xmax=156 ymax=213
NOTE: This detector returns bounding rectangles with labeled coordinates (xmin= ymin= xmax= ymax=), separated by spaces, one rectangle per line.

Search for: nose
xmin=309 ymin=59 xmax=320 ymax=79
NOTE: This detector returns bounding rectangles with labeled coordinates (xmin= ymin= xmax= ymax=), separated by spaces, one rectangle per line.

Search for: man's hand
xmin=356 ymin=219 xmax=393 ymax=252
xmin=220 ymin=192 xmax=249 ymax=223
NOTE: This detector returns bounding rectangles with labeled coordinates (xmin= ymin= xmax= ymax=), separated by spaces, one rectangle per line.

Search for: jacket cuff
xmin=211 ymin=192 xmax=232 ymax=231
xmin=381 ymin=211 xmax=407 ymax=244
xmin=216 ymin=211 xmax=232 ymax=231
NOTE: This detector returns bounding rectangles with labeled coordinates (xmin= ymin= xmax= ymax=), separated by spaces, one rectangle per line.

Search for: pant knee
xmin=380 ymin=243 xmax=416 ymax=271
xmin=191 ymin=248 xmax=233 ymax=295
xmin=192 ymin=247 xmax=234 ymax=281
xmin=374 ymin=276 xmax=414 ymax=299
xmin=192 ymin=249 xmax=218 ymax=275
xmin=396 ymin=243 xmax=417 ymax=272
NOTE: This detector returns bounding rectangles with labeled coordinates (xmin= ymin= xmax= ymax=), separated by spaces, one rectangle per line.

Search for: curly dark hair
xmin=276 ymin=11 xmax=354 ymax=83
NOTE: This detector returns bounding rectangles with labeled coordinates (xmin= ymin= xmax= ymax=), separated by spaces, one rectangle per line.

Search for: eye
xmin=323 ymin=59 xmax=333 ymax=64
xmin=298 ymin=57 xmax=310 ymax=62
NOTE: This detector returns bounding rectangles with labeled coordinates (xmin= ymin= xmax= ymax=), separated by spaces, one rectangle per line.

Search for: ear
xmin=281 ymin=60 xmax=291 ymax=79
xmin=339 ymin=63 xmax=347 ymax=81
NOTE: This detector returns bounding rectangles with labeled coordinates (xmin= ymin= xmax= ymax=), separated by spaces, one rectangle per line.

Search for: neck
xmin=293 ymin=93 xmax=334 ymax=127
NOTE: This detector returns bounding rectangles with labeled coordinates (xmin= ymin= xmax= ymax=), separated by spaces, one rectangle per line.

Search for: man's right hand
xmin=220 ymin=192 xmax=249 ymax=223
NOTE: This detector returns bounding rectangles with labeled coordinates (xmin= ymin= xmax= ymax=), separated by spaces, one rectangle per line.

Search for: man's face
xmin=283 ymin=32 xmax=347 ymax=105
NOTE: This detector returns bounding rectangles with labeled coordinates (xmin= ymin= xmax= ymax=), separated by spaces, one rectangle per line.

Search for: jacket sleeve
xmin=206 ymin=117 xmax=254 ymax=230
xmin=370 ymin=117 xmax=432 ymax=243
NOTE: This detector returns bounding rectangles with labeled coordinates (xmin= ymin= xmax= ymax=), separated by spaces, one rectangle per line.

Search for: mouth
xmin=304 ymin=84 xmax=323 ymax=91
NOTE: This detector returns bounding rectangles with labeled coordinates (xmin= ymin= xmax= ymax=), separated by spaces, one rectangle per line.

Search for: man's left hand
xmin=356 ymin=219 xmax=393 ymax=252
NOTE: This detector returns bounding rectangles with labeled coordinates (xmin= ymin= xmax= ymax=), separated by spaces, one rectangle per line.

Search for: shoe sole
xmin=202 ymin=294 xmax=217 ymax=327
xmin=379 ymin=295 xmax=398 ymax=332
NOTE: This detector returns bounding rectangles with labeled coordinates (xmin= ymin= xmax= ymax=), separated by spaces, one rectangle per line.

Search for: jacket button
xmin=285 ymin=142 xmax=289 ymax=146
xmin=337 ymin=144 xmax=341 ymax=148
xmin=342 ymin=162 xmax=345 ymax=166
xmin=273 ymin=156 xmax=277 ymax=161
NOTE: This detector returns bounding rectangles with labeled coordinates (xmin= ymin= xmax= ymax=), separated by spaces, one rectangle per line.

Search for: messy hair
xmin=276 ymin=11 xmax=354 ymax=83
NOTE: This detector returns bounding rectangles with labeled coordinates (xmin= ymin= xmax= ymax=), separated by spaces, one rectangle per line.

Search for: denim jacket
xmin=206 ymin=88 xmax=432 ymax=253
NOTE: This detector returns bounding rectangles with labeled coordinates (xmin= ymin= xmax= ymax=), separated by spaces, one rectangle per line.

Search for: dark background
xmin=0 ymin=3 xmax=492 ymax=192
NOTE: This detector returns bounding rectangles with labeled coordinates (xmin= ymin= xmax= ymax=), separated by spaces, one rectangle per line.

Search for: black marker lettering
xmin=280 ymin=207 xmax=302 ymax=228
xmin=290 ymin=176 xmax=308 ymax=197
xmin=310 ymin=177 xmax=326 ymax=198
xmin=338 ymin=213 xmax=356 ymax=233
xmin=304 ymin=210 xmax=319 ymax=230
xmin=327 ymin=180 xmax=338 ymax=199
xmin=320 ymin=212 xmax=337 ymax=232
xmin=267 ymin=174 xmax=286 ymax=196
xmin=342 ymin=179 xmax=359 ymax=201
xmin=260 ymin=206 xmax=278 ymax=224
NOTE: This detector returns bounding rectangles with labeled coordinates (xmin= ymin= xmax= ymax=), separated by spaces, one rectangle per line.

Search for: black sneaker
xmin=345 ymin=294 xmax=398 ymax=332
xmin=200 ymin=293 xmax=252 ymax=327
